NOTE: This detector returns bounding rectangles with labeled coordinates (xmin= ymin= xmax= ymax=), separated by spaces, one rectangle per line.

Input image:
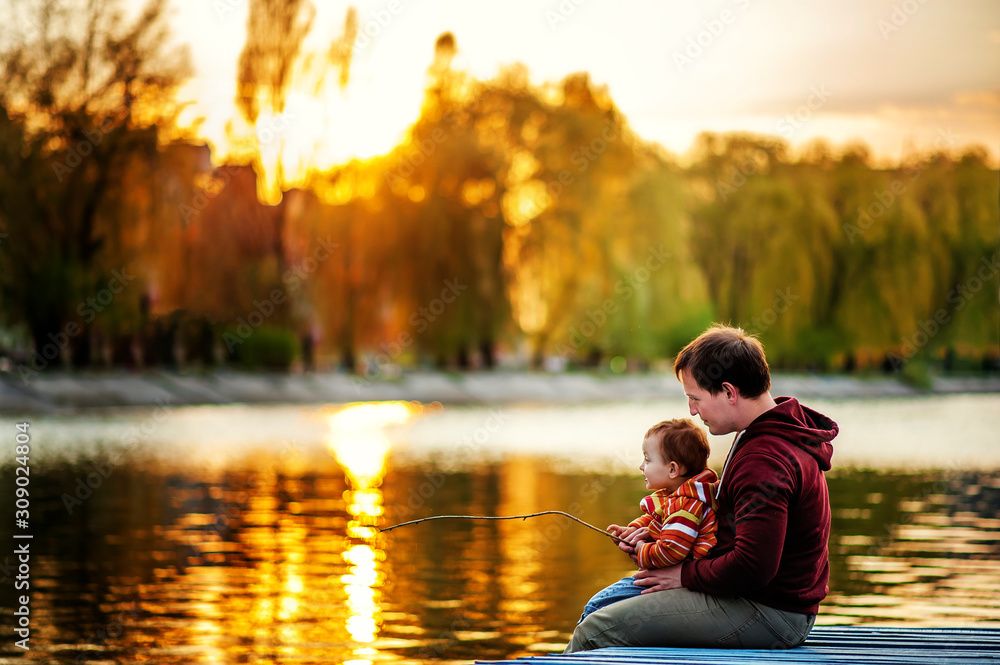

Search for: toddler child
xmin=579 ymin=418 xmax=718 ymax=622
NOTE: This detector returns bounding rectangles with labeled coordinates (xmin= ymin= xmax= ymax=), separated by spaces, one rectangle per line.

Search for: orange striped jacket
xmin=627 ymin=468 xmax=719 ymax=569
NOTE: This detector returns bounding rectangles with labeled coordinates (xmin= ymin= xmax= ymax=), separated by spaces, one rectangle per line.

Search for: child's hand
xmin=624 ymin=527 xmax=650 ymax=546
xmin=608 ymin=524 xmax=639 ymax=554
xmin=607 ymin=524 xmax=638 ymax=541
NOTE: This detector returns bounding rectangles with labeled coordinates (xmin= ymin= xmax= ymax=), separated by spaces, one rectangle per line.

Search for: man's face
xmin=681 ymin=370 xmax=737 ymax=435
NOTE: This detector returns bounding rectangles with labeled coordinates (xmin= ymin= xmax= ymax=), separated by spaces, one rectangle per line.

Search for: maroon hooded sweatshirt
xmin=680 ymin=396 xmax=838 ymax=615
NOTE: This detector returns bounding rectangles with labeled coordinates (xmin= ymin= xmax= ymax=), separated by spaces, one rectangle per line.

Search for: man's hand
xmin=632 ymin=566 xmax=683 ymax=594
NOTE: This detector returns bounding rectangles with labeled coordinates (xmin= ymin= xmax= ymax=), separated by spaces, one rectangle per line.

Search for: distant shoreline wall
xmin=2 ymin=371 xmax=999 ymax=415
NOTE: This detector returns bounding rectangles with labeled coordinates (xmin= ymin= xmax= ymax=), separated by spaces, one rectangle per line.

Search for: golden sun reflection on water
xmin=496 ymin=459 xmax=548 ymax=640
xmin=326 ymin=401 xmax=417 ymax=489
xmin=13 ymin=403 xmax=1000 ymax=664
xmin=325 ymin=401 xmax=418 ymax=663
xmin=343 ymin=544 xmax=380 ymax=642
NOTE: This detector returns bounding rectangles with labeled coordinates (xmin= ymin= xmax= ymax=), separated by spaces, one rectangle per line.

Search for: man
xmin=565 ymin=325 xmax=838 ymax=651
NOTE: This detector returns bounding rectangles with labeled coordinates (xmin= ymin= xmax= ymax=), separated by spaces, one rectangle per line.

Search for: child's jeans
xmin=578 ymin=576 xmax=643 ymax=623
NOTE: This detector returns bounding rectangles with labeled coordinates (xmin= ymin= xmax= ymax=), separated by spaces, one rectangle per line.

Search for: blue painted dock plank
xmin=476 ymin=627 xmax=1000 ymax=664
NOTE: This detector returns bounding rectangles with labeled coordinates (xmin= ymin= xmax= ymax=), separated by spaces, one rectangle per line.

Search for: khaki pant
xmin=564 ymin=587 xmax=816 ymax=652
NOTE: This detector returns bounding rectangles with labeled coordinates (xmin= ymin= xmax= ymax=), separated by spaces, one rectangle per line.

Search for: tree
xmin=0 ymin=0 xmax=190 ymax=373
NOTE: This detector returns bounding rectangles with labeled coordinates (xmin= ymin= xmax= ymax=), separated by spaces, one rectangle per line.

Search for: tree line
xmin=1 ymin=2 xmax=996 ymax=379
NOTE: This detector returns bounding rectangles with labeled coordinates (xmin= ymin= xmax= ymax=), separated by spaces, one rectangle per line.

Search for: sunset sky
xmin=166 ymin=0 xmax=1000 ymax=175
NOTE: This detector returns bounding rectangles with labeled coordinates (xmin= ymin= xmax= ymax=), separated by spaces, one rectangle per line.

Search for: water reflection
xmin=327 ymin=401 xmax=415 ymax=489
xmin=496 ymin=459 xmax=550 ymax=648
xmin=326 ymin=401 xmax=416 ymax=663
xmin=826 ymin=470 xmax=1000 ymax=625
xmin=1 ymin=404 xmax=998 ymax=664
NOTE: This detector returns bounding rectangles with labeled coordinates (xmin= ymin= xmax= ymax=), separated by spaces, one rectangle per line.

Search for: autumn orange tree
xmin=1 ymin=6 xmax=996 ymax=376
xmin=270 ymin=36 xmax=998 ymax=373
xmin=0 ymin=0 xmax=190 ymax=373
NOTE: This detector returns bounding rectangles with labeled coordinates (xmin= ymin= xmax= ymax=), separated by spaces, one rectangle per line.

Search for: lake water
xmin=1 ymin=394 xmax=999 ymax=663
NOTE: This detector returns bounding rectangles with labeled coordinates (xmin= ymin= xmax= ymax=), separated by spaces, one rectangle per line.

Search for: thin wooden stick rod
xmin=379 ymin=511 xmax=626 ymax=543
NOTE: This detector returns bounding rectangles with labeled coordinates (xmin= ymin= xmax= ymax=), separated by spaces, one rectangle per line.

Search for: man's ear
xmin=721 ymin=381 xmax=739 ymax=403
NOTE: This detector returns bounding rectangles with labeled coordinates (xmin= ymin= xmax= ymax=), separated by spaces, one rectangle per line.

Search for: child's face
xmin=640 ymin=436 xmax=685 ymax=493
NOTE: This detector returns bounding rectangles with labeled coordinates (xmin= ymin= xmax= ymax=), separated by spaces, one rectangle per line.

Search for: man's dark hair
xmin=673 ymin=324 xmax=771 ymax=398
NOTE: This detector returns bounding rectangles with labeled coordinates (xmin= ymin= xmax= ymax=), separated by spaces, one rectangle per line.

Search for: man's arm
xmin=681 ymin=453 xmax=794 ymax=596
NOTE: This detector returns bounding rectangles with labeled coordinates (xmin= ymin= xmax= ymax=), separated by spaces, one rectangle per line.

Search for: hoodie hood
xmin=742 ymin=396 xmax=838 ymax=471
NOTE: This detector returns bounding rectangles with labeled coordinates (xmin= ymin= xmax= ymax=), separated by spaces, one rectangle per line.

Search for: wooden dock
xmin=476 ymin=626 xmax=1000 ymax=664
